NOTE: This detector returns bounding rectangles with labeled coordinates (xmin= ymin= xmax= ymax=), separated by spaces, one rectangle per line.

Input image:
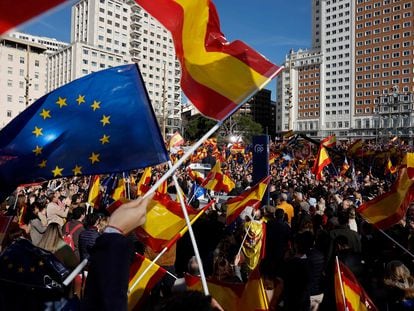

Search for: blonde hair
xmin=384 ymin=260 xmax=414 ymax=298
xmin=37 ymin=223 xmax=63 ymax=253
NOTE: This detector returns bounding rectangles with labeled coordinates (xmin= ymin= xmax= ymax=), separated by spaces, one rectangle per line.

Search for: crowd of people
xmin=1 ymin=137 xmax=414 ymax=310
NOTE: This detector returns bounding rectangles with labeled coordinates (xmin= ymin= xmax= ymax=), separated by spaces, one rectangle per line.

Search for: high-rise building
xmin=48 ymin=0 xmax=182 ymax=136
xmin=129 ymin=1 xmax=182 ymax=136
xmin=0 ymin=36 xmax=49 ymax=127
xmin=278 ymin=0 xmax=414 ymax=141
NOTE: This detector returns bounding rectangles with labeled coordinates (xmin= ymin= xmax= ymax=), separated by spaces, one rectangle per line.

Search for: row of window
xmin=356 ymin=50 xmax=411 ymax=58
xmin=7 ymin=55 xmax=40 ymax=66
xmin=357 ymin=11 xmax=411 ymax=22
xmin=356 ymin=1 xmax=411 ymax=12
xmin=298 ymin=111 xmax=320 ymax=118
xmin=324 ymin=121 xmax=350 ymax=129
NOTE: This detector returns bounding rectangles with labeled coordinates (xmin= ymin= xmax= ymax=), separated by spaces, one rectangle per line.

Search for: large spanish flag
xmin=201 ymin=161 xmax=235 ymax=193
xmin=335 ymin=259 xmax=378 ymax=311
xmin=311 ymin=145 xmax=331 ymax=180
xmin=187 ymin=167 xmax=204 ymax=184
xmin=128 ymin=253 xmax=167 ymax=311
xmin=225 ymin=176 xmax=271 ymax=225
xmin=135 ymin=0 xmax=282 ymax=121
xmin=359 ymin=166 xmax=414 ymax=230
xmin=135 ymin=192 xmax=204 ymax=252
xmin=185 ymin=268 xmax=269 ymax=311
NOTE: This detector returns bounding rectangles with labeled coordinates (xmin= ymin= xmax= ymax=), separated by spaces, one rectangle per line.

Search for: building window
xmin=7 ymin=54 xmax=13 ymax=61
xmin=7 ymin=80 xmax=12 ymax=87
xmin=7 ymin=95 xmax=12 ymax=103
xmin=19 ymin=57 xmax=24 ymax=64
xmin=35 ymin=60 xmax=39 ymax=67
xmin=7 ymin=110 xmax=12 ymax=118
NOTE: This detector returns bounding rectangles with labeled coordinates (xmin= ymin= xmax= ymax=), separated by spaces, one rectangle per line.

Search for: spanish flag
xmin=137 ymin=167 xmax=152 ymax=196
xmin=128 ymin=253 xmax=167 ymax=311
xmin=225 ymin=176 xmax=271 ymax=225
xmin=311 ymin=145 xmax=331 ymax=180
xmin=87 ymin=175 xmax=101 ymax=208
xmin=340 ymin=157 xmax=350 ymax=176
xmin=359 ymin=166 xmax=414 ymax=229
xmin=347 ymin=139 xmax=364 ymax=157
xmin=112 ymin=177 xmax=126 ymax=201
xmin=135 ymin=0 xmax=282 ymax=121
xmin=169 ymin=131 xmax=185 ymax=149
xmin=335 ymin=258 xmax=378 ymax=311
xmin=187 ymin=167 xmax=204 ymax=184
xmin=185 ymin=268 xmax=269 ymax=311
xmin=201 ymin=161 xmax=235 ymax=193
xmin=135 ymin=192 xmax=204 ymax=252
xmin=385 ymin=158 xmax=397 ymax=175
xmin=156 ymin=179 xmax=168 ymax=195
xmin=321 ymin=134 xmax=336 ymax=148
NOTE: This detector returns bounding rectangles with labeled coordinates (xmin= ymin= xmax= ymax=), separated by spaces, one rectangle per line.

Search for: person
xmin=28 ymin=201 xmax=48 ymax=246
xmin=46 ymin=191 xmax=69 ymax=227
xmin=384 ymin=260 xmax=414 ymax=310
xmin=277 ymin=193 xmax=294 ymax=225
xmin=63 ymin=206 xmax=85 ymax=259
xmin=37 ymin=223 xmax=79 ymax=270
xmin=81 ymin=195 xmax=153 ymax=310
xmin=37 ymin=223 xmax=80 ymax=309
xmin=78 ymin=213 xmax=101 ymax=261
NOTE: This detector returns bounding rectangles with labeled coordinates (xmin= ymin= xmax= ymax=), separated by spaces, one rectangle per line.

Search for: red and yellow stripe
xmin=135 ymin=0 xmax=282 ymax=120
xmin=128 ymin=253 xmax=167 ymax=310
xmin=359 ymin=167 xmax=414 ymax=229
xmin=135 ymin=192 xmax=201 ymax=252
xmin=185 ymin=267 xmax=268 ymax=311
xmin=225 ymin=176 xmax=271 ymax=225
xmin=335 ymin=260 xmax=378 ymax=311
xmin=201 ymin=161 xmax=235 ymax=193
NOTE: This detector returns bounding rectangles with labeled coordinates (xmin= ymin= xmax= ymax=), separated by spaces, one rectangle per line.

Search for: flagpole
xmin=379 ymin=228 xmax=414 ymax=259
xmin=169 ymin=161 xmax=210 ymax=295
xmin=237 ymin=221 xmax=253 ymax=256
xmin=335 ymin=256 xmax=348 ymax=311
xmin=359 ymin=215 xmax=414 ymax=259
xmin=63 ymin=258 xmax=88 ymax=286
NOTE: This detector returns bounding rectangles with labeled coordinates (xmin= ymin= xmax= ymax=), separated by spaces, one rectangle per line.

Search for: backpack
xmin=63 ymin=223 xmax=83 ymax=251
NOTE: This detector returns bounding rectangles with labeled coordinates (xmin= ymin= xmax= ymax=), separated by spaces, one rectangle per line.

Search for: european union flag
xmin=0 ymin=64 xmax=168 ymax=194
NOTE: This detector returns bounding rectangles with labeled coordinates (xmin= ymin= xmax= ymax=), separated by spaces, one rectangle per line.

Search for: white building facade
xmin=0 ymin=36 xmax=48 ymax=127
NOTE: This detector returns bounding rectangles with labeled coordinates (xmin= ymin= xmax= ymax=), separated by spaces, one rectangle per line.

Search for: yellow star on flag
xmin=100 ymin=115 xmax=111 ymax=126
xmin=89 ymin=152 xmax=100 ymax=164
xmin=56 ymin=97 xmax=67 ymax=108
xmin=72 ymin=165 xmax=82 ymax=175
xmin=91 ymin=100 xmax=101 ymax=111
xmin=32 ymin=145 xmax=43 ymax=156
xmin=52 ymin=166 xmax=64 ymax=177
xmin=76 ymin=94 xmax=86 ymax=105
xmin=32 ymin=126 xmax=43 ymax=137
xmin=38 ymin=160 xmax=47 ymax=168
xmin=100 ymin=134 xmax=110 ymax=144
xmin=40 ymin=109 xmax=51 ymax=120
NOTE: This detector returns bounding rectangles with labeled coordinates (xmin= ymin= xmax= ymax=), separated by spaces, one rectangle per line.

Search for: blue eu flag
xmin=0 ymin=64 xmax=168 ymax=193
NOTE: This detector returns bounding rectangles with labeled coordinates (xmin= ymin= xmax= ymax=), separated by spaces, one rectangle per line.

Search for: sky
xmin=17 ymin=0 xmax=312 ymax=96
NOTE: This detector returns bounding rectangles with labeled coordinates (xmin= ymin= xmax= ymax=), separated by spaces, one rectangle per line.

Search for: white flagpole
xmin=128 ymin=247 xmax=168 ymax=294
xmin=335 ymin=256 xmax=348 ymax=311
xmin=237 ymin=221 xmax=253 ymax=256
xmin=169 ymin=161 xmax=209 ymax=295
